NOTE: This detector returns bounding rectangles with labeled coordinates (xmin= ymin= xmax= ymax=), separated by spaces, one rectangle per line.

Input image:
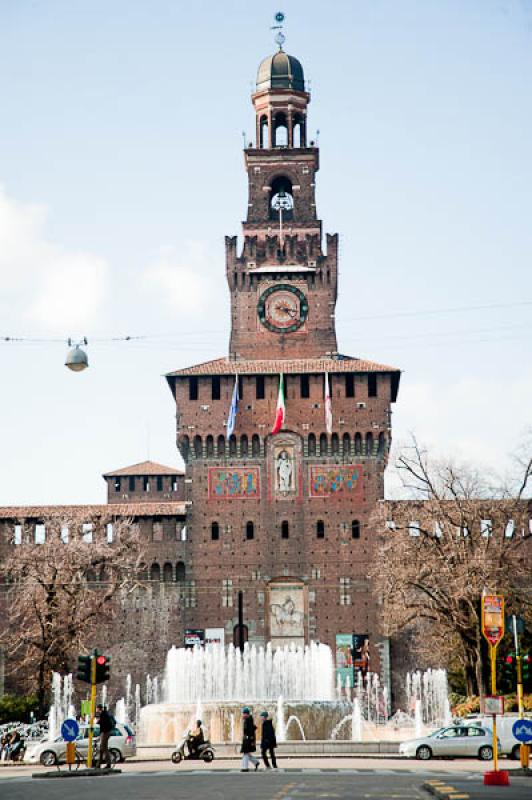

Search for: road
xmin=0 ymin=760 xmax=530 ymax=800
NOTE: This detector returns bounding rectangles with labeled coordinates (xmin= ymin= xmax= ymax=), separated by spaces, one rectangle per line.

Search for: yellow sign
xmin=481 ymin=594 xmax=504 ymax=647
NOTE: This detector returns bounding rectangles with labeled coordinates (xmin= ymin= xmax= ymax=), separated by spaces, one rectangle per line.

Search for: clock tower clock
xmin=226 ymin=49 xmax=338 ymax=361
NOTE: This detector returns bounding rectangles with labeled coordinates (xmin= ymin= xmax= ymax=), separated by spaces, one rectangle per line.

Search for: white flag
xmin=325 ymin=373 xmax=333 ymax=434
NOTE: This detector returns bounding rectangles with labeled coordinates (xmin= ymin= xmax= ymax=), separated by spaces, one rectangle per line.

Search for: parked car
xmin=25 ymin=722 xmax=136 ymax=766
xmin=464 ymin=714 xmax=532 ymax=760
xmin=399 ymin=725 xmax=500 ymax=760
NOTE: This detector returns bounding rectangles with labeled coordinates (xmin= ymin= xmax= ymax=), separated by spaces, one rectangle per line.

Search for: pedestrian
xmin=95 ymin=703 xmax=115 ymax=769
xmin=259 ymin=711 xmax=277 ymax=769
xmin=240 ymin=707 xmax=260 ymax=772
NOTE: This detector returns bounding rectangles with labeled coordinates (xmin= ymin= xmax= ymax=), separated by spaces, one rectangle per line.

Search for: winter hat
xmin=260 ymin=711 xmax=268 ymax=718
xmin=242 ymin=707 xmax=250 ymax=714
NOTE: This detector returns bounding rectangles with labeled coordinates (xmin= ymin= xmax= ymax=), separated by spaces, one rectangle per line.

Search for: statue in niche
xmin=276 ymin=448 xmax=294 ymax=493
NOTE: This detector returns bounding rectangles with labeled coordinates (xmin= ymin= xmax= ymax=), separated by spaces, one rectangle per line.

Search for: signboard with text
xmin=481 ymin=696 xmax=504 ymax=715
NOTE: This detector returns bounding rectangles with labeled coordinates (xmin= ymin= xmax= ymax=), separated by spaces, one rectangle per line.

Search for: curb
xmin=423 ymin=780 xmax=470 ymax=799
xmin=32 ymin=768 xmax=122 ymax=779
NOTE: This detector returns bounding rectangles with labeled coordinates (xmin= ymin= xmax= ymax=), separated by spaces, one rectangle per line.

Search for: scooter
xmin=171 ymin=733 xmax=215 ymax=765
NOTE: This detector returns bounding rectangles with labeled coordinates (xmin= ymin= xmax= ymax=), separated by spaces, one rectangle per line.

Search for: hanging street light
xmin=65 ymin=338 xmax=89 ymax=372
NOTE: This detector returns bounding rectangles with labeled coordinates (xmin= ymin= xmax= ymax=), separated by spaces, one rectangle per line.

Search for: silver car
xmin=399 ymin=725 xmax=500 ymax=760
xmin=25 ymin=722 xmax=136 ymax=766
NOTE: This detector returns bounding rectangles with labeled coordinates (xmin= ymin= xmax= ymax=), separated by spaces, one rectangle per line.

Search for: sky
xmin=0 ymin=0 xmax=531 ymax=505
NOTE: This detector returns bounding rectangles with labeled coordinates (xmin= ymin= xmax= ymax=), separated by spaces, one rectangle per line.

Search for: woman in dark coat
xmin=259 ymin=711 xmax=278 ymax=768
xmin=240 ymin=707 xmax=260 ymax=771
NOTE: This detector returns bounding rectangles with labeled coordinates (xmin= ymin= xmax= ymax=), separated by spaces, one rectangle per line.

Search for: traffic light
xmin=77 ymin=654 xmax=92 ymax=684
xmin=503 ymin=652 xmax=515 ymax=685
xmin=95 ymin=654 xmax=111 ymax=684
xmin=523 ymin=653 xmax=531 ymax=682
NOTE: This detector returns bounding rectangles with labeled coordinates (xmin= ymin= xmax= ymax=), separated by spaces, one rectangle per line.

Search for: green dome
xmin=256 ymin=51 xmax=305 ymax=92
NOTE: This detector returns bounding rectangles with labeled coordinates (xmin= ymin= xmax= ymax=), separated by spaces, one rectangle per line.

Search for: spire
xmin=271 ymin=11 xmax=286 ymax=51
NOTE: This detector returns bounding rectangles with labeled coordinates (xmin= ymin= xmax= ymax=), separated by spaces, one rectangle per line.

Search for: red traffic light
xmin=505 ymin=655 xmax=514 ymax=664
xmin=524 ymin=654 xmax=531 ymax=663
xmin=96 ymin=655 xmax=106 ymax=666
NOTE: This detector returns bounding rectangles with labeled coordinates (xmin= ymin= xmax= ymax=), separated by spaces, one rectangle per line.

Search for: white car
xmin=399 ymin=725 xmax=500 ymax=760
xmin=25 ymin=722 xmax=136 ymax=766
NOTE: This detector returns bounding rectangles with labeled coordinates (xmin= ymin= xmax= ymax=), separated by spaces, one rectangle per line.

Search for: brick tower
xmin=166 ymin=42 xmax=400 ymax=670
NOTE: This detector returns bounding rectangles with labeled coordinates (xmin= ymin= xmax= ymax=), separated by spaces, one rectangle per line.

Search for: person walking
xmin=240 ymin=707 xmax=260 ymax=772
xmin=95 ymin=704 xmax=115 ymax=769
xmin=259 ymin=711 xmax=277 ymax=769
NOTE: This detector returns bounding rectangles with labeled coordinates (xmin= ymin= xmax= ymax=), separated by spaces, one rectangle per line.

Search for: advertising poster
xmin=352 ymin=634 xmax=370 ymax=677
xmin=205 ymin=628 xmax=225 ymax=646
xmin=184 ymin=628 xmax=205 ymax=648
xmin=335 ymin=633 xmax=354 ymax=687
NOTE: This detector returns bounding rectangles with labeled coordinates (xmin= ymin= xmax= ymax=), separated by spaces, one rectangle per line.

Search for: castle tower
xmin=166 ymin=32 xmax=400 ymax=664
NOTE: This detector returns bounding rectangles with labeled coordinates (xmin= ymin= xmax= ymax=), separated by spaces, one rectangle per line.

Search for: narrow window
xmin=194 ymin=435 xmax=203 ymax=458
xmin=217 ymin=435 xmax=226 ymax=456
xmin=189 ymin=376 xmax=198 ymax=400
xmin=163 ymin=562 xmax=173 ymax=582
xmin=251 ymin=434 xmax=261 ymax=457
xmin=106 ymin=523 xmax=113 ymax=543
xmin=229 ymin=435 xmax=237 ymax=456
xmin=319 ymin=433 xmax=328 ymax=456
xmin=354 ymin=433 xmax=362 ymax=455
xmin=211 ymin=522 xmax=220 ymax=541
xmin=238 ymin=375 xmax=244 ymax=399
xmin=156 ymin=476 xmax=163 ymax=491
xmin=246 ymin=521 xmax=254 ymax=540
xmin=129 ymin=476 xmax=135 ymax=492
xmin=342 ymin=433 xmax=351 ymax=456
xmin=176 ymin=561 xmax=186 ymax=581
xmin=352 ymin=520 xmax=360 ymax=539
xmin=366 ymin=432 xmax=374 ymax=456
xmin=114 ymin=477 xmax=121 ymax=492
xmin=206 ymin=435 xmax=214 ymax=457
xmin=13 ymin=524 xmax=22 ymax=545
xmin=143 ymin=477 xmax=150 ymax=492
xmin=153 ymin=522 xmax=163 ymax=542
xmin=346 ymin=374 xmax=355 ymax=398
xmin=256 ymin=375 xmax=265 ymax=399
xmin=211 ymin=376 xmax=221 ymax=400
xmin=308 ymin=433 xmax=316 ymax=456
xmin=331 ymin=433 xmax=339 ymax=454
xmin=241 ymin=435 xmax=249 ymax=457
xmin=172 ymin=476 xmax=178 ymax=491
xmin=300 ymin=374 xmax=310 ymax=398
xmin=61 ymin=525 xmax=69 ymax=543
xmin=82 ymin=523 xmax=93 ymax=543
xmin=317 ymin=520 xmax=325 ymax=539
xmin=150 ymin=563 xmax=161 ymax=581
xmin=281 ymin=520 xmax=289 ymax=539
xmin=368 ymin=374 xmax=377 ymax=397
xmin=378 ymin=432 xmax=386 ymax=457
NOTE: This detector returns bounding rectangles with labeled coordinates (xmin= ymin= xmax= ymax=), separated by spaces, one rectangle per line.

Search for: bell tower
xmin=227 ymin=39 xmax=338 ymax=361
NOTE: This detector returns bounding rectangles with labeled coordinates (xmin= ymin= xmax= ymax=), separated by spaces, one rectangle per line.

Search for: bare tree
xmin=0 ymin=512 xmax=145 ymax=715
xmin=371 ymin=438 xmax=532 ymax=696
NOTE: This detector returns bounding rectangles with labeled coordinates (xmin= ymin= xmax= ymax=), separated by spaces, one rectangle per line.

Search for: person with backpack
xmin=95 ymin=704 xmax=115 ymax=769
xmin=259 ymin=711 xmax=277 ymax=769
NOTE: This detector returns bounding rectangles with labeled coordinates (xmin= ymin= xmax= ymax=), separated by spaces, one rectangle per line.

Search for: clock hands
xmin=275 ymin=302 xmax=297 ymax=318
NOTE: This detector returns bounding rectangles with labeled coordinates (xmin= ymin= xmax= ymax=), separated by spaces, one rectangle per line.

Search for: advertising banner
xmin=205 ymin=628 xmax=225 ymax=646
xmin=352 ymin=634 xmax=370 ymax=677
xmin=335 ymin=634 xmax=354 ymax=687
xmin=184 ymin=628 xmax=205 ymax=648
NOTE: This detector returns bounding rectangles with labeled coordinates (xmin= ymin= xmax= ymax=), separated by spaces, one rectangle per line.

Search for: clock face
xmin=257 ymin=284 xmax=308 ymax=333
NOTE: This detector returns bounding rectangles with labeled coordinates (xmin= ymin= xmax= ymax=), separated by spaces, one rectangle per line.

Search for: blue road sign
xmin=512 ymin=719 xmax=532 ymax=743
xmin=61 ymin=718 xmax=80 ymax=742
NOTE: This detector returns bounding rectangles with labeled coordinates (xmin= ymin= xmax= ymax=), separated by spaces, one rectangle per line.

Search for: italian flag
xmin=272 ymin=373 xmax=286 ymax=434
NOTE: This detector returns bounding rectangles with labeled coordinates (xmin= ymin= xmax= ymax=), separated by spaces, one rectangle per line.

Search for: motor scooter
xmin=171 ymin=732 xmax=215 ymax=765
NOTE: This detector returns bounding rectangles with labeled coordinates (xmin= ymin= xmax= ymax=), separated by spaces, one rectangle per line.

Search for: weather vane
xmin=271 ymin=11 xmax=286 ymax=50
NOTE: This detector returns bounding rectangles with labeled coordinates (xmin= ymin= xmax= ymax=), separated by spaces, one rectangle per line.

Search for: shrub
xmin=0 ymin=694 xmax=39 ymax=724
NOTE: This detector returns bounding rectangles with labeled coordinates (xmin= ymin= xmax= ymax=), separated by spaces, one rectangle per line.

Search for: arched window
xmin=331 ymin=433 xmax=340 ymax=455
xmin=352 ymin=520 xmax=360 ymax=539
xmin=241 ymin=435 xmax=249 ymax=457
xmin=206 ymin=435 xmax=214 ymax=457
xmin=251 ymin=434 xmax=261 ymax=457
xmin=292 ymin=113 xmax=306 ymax=147
xmin=281 ymin=520 xmax=289 ymax=539
xmin=217 ymin=435 xmax=226 ymax=457
xmin=342 ymin=433 xmax=351 ymax=457
xmin=365 ymin=432 xmax=374 ymax=456
xmin=378 ymin=432 xmax=386 ymax=457
xmin=269 ymin=176 xmax=294 ymax=221
xmin=308 ymin=433 xmax=316 ymax=456
xmin=319 ymin=433 xmax=328 ymax=456
xmin=150 ymin=563 xmax=161 ymax=582
xmin=354 ymin=432 xmax=362 ymax=456
xmin=272 ymin=111 xmax=288 ymax=147
xmin=211 ymin=522 xmax=220 ymax=541
xmin=176 ymin=561 xmax=186 ymax=582
xmin=259 ymin=114 xmax=269 ymax=148
xmin=246 ymin=521 xmax=254 ymax=540
xmin=317 ymin=520 xmax=325 ymax=539
xmin=193 ymin=435 xmax=202 ymax=458
xmin=180 ymin=436 xmax=190 ymax=462
xmin=163 ymin=562 xmax=173 ymax=582
xmin=229 ymin=434 xmax=237 ymax=456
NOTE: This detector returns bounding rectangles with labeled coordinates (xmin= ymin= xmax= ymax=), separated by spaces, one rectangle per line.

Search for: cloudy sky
xmin=0 ymin=0 xmax=531 ymax=505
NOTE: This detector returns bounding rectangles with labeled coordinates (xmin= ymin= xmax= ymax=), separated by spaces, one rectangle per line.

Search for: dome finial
xmin=271 ymin=11 xmax=286 ymax=51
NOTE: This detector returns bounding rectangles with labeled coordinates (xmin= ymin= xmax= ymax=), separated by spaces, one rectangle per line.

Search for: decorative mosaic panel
xmin=208 ymin=467 xmax=260 ymax=500
xmin=309 ymin=465 xmax=363 ymax=498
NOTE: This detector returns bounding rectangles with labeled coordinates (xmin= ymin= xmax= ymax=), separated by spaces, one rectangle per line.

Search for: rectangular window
xmin=346 ymin=374 xmax=355 ymax=397
xmin=340 ymin=577 xmax=351 ymax=606
xmin=128 ymin=476 xmax=135 ymax=492
xmin=189 ymin=376 xmax=198 ymax=401
xmin=300 ymin=374 xmax=310 ymax=398
xmin=61 ymin=525 xmax=69 ymax=543
xmin=13 ymin=524 xmax=22 ymax=545
xmin=222 ymin=578 xmax=233 ymax=607
xmin=143 ymin=477 xmax=150 ymax=492
xmin=106 ymin=523 xmax=113 ymax=543
xmin=34 ymin=524 xmax=45 ymax=544
xmin=172 ymin=476 xmax=178 ymax=492
xmin=238 ymin=376 xmax=244 ymax=399
xmin=256 ymin=375 xmax=265 ymax=399
xmin=368 ymin=374 xmax=377 ymax=397
xmin=156 ymin=476 xmax=163 ymax=491
xmin=114 ymin=477 xmax=121 ymax=492
xmin=211 ymin=376 xmax=221 ymax=400
xmin=82 ymin=523 xmax=93 ymax=543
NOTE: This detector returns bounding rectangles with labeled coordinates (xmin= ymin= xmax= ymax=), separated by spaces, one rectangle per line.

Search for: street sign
xmin=512 ymin=719 xmax=532 ymax=744
xmin=61 ymin=718 xmax=79 ymax=742
xmin=482 ymin=595 xmax=505 ymax=647
xmin=482 ymin=696 xmax=505 ymax=715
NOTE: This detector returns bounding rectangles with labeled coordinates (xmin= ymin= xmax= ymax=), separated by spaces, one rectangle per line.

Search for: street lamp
xmin=65 ymin=338 xmax=89 ymax=372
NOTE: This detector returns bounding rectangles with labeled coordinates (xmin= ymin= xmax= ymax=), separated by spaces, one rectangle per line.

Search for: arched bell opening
xmin=292 ymin=113 xmax=306 ymax=147
xmin=269 ymin=176 xmax=294 ymax=222
xmin=272 ymin=111 xmax=288 ymax=147
xmin=259 ymin=114 xmax=269 ymax=148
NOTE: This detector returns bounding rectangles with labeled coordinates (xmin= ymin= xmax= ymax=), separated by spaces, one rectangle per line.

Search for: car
xmin=24 ymin=722 xmax=136 ymax=766
xmin=399 ymin=725 xmax=501 ymax=760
